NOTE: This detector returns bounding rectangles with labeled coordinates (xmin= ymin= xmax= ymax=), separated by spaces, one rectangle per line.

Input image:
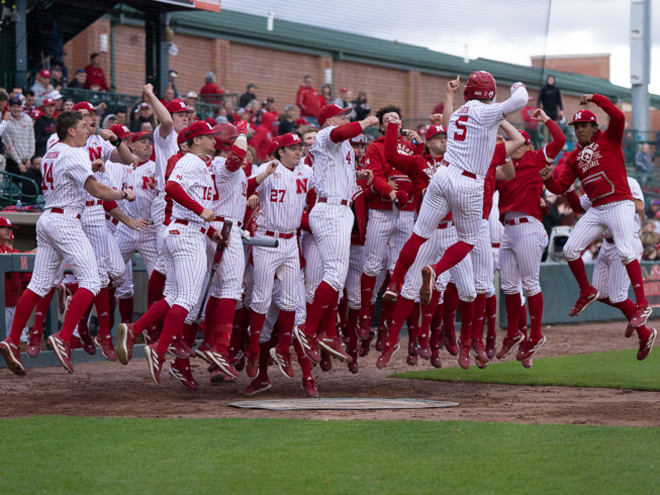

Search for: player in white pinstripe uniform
xmin=294 ymin=104 xmax=378 ymax=364
xmin=247 ymin=133 xmax=312 ymax=379
xmin=564 ymin=177 xmax=656 ymax=360
xmin=0 ymin=111 xmax=137 ymax=375
xmin=117 ymin=121 xmax=223 ymax=385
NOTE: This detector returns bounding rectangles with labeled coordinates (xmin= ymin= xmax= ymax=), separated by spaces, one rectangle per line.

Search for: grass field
xmin=393 ymin=349 xmax=660 ymax=391
xmin=1 ymin=416 xmax=659 ymax=494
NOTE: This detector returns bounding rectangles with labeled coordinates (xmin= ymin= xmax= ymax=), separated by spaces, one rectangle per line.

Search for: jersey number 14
xmin=41 ymin=161 xmax=55 ymax=190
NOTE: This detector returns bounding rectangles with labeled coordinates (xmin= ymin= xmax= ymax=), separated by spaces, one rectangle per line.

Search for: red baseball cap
xmin=42 ymin=98 xmax=55 ymax=107
xmin=569 ymin=110 xmax=598 ymax=126
xmin=178 ymin=120 xmax=221 ymax=143
xmin=295 ymin=118 xmax=308 ymax=127
xmin=517 ymin=129 xmax=531 ymax=144
xmin=131 ymin=131 xmax=153 ymax=143
xmin=165 ymin=98 xmax=190 ymax=114
xmin=39 ymin=69 xmax=51 ymax=79
xmin=213 ymin=123 xmax=239 ymax=151
xmin=318 ymin=104 xmax=352 ymax=127
xmin=72 ymin=101 xmax=96 ymax=114
xmin=426 ymin=124 xmax=447 ymax=141
xmin=0 ymin=217 xmax=17 ymax=229
xmin=110 ymin=124 xmax=131 ymax=139
xmin=274 ymin=133 xmax=302 ymax=152
xmin=266 ymin=137 xmax=281 ymax=156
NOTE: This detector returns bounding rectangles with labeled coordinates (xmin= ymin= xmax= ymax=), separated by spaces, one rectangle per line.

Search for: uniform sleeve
xmin=491 ymin=142 xmax=507 ymax=166
xmin=365 ymin=143 xmax=393 ymax=197
xmin=67 ymin=149 xmax=94 ymax=187
xmin=565 ymin=190 xmax=586 ymax=214
xmin=541 ymin=119 xmax=566 ymax=163
xmin=478 ymin=86 xmax=528 ymax=127
xmin=592 ymin=94 xmax=624 ymax=144
xmin=330 ymin=121 xmax=363 ymax=143
xmin=628 ymin=178 xmax=644 ymax=202
xmin=543 ymin=159 xmax=576 ymax=195
xmin=100 ymin=138 xmax=115 ymax=163
xmin=384 ymin=123 xmax=420 ymax=177
xmin=578 ymin=193 xmax=592 ymax=212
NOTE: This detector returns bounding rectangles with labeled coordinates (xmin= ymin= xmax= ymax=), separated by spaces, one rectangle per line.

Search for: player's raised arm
xmin=533 ymin=108 xmax=566 ymax=162
xmin=584 ymin=94 xmax=625 ymax=143
xmin=500 ymin=82 xmax=529 ymax=117
xmin=442 ymin=75 xmax=460 ymax=128
xmin=143 ymin=83 xmax=173 ymax=140
xmin=84 ymin=176 xmax=136 ymax=202
xmin=499 ymin=120 xmax=525 ymax=156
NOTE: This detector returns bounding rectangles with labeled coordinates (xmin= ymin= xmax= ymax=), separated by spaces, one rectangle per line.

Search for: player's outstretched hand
xmin=124 ymin=190 xmax=137 ymax=202
xmin=539 ymin=165 xmax=553 ymax=180
xmin=200 ymin=208 xmax=215 ymax=222
xmin=142 ymin=83 xmax=154 ymax=97
xmin=428 ymin=113 xmax=443 ymax=124
xmin=356 ymin=168 xmax=373 ymax=185
xmin=99 ymin=129 xmax=118 ymax=142
xmin=247 ymin=195 xmax=259 ymax=209
xmin=91 ymin=159 xmax=105 ymax=173
xmin=510 ymin=82 xmax=526 ymax=94
xmin=532 ymin=108 xmax=550 ymax=123
xmin=265 ymin=160 xmax=278 ymax=175
xmin=447 ymin=75 xmax=460 ymax=93
xmin=235 ymin=120 xmax=249 ymax=135
xmin=579 ymin=94 xmax=594 ymax=105
xmin=361 ymin=115 xmax=379 ymax=128
xmin=126 ymin=218 xmax=149 ymax=231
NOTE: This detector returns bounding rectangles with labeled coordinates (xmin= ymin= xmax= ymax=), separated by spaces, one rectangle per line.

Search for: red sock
xmin=32 ymin=287 xmax=56 ymax=333
xmin=381 ymin=296 xmax=396 ymax=325
xmin=204 ymin=297 xmax=221 ymax=346
xmin=60 ymin=289 xmax=96 ymax=341
xmin=304 ymin=281 xmax=338 ymax=335
xmin=293 ymin=339 xmax=313 ymax=379
xmin=390 ymin=234 xmax=427 ymax=286
xmin=385 ymin=297 xmax=415 ymax=347
xmin=258 ymin=341 xmax=271 ymax=379
xmin=134 ymin=299 xmax=171 ymax=335
xmin=432 ymin=241 xmax=473 ymax=275
xmin=155 ymin=304 xmax=188 ymax=356
xmin=527 ymin=293 xmax=544 ymax=341
xmin=94 ymin=287 xmax=111 ymax=339
xmin=147 ymin=271 xmax=166 ymax=307
xmin=567 ymin=258 xmax=591 ymax=293
xmin=248 ymin=311 xmax=266 ymax=355
xmin=78 ymin=302 xmax=93 ymax=335
xmin=406 ymin=308 xmax=419 ymax=348
xmin=210 ymin=298 xmax=236 ymax=353
xmin=443 ymin=283 xmax=459 ymax=334
xmin=118 ymin=297 xmax=134 ymax=324
xmin=338 ymin=294 xmax=348 ymax=329
xmin=600 ymin=297 xmax=652 ymax=339
xmin=458 ymin=299 xmax=474 ymax=344
xmin=108 ymin=287 xmax=117 ymax=330
xmin=519 ymin=303 xmax=528 ymax=330
xmin=359 ymin=273 xmax=377 ymax=318
xmin=183 ymin=322 xmax=198 ymax=347
xmin=485 ymin=295 xmax=497 ymax=338
xmin=277 ymin=310 xmax=295 ymax=353
xmin=230 ymin=306 xmax=249 ymax=354
xmin=319 ymin=291 xmax=340 ymax=338
xmin=7 ymin=289 xmax=41 ymax=343
xmin=470 ymin=293 xmax=487 ymax=341
xmin=504 ymin=293 xmax=522 ymax=338
xmin=347 ymin=308 xmax=360 ymax=352
xmin=625 ymin=259 xmax=648 ymax=306
xmin=431 ymin=302 xmax=444 ymax=347
xmin=420 ymin=289 xmax=441 ymax=339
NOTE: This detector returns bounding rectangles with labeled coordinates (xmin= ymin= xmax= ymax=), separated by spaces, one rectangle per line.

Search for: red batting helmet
xmin=569 ymin=110 xmax=598 ymax=126
xmin=464 ymin=71 xmax=496 ymax=102
xmin=213 ymin=123 xmax=239 ymax=151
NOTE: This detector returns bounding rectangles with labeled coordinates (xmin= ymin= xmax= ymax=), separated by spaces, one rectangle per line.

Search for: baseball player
xmin=493 ymin=109 xmax=565 ymax=363
xmin=116 ymin=121 xmax=223 ymax=385
xmin=543 ymin=94 xmax=651 ymax=330
xmin=0 ymin=110 xmax=136 ymax=375
xmin=293 ymin=104 xmax=378 ymax=363
xmin=564 ymin=178 xmax=656 ymax=360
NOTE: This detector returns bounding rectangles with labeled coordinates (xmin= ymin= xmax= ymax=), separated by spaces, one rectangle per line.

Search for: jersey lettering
xmin=296 ymin=178 xmax=308 ymax=194
xmin=88 ymin=146 xmax=103 ymax=162
xmin=346 ymin=150 xmax=352 ymax=164
xmin=454 ymin=115 xmax=469 ymax=142
xmin=210 ymin=174 xmax=219 ymax=201
xmin=270 ymin=189 xmax=286 ymax=203
xmin=41 ymin=161 xmax=54 ymax=190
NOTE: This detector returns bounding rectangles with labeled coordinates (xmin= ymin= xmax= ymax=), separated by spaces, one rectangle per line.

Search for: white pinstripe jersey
xmin=46 ymin=132 xmax=59 ymax=151
xmin=254 ymin=161 xmax=312 ymax=233
xmin=580 ymin=177 xmax=643 ymax=235
xmin=153 ymin=125 xmax=178 ymax=193
xmin=444 ymin=99 xmax=507 ymax=177
xmin=83 ymin=135 xmax=115 ymax=205
xmin=105 ymin=161 xmax=132 ymax=215
xmin=169 ymin=153 xmax=213 ymax=226
xmin=488 ymin=190 xmax=503 ymax=244
xmin=309 ymin=125 xmax=356 ymax=201
xmin=40 ymin=142 xmax=93 ymax=210
xmin=122 ymin=160 xmax=157 ymax=220
xmin=211 ymin=156 xmax=248 ymax=222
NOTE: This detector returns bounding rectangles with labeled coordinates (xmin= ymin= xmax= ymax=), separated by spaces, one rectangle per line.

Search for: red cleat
xmin=207 ymin=349 xmax=240 ymax=379
xmin=319 ymin=349 xmax=333 ymax=371
xmin=241 ymin=378 xmax=272 ymax=396
xmin=420 ymin=266 xmax=437 ymax=306
xmin=48 ymin=332 xmax=73 ymax=374
xmin=516 ymin=335 xmax=547 ymax=361
xmin=293 ymin=325 xmax=320 ymax=363
xmin=359 ymin=331 xmax=373 ymax=357
xmin=167 ymin=336 xmax=192 ymax=359
xmin=0 ymin=340 xmax=25 ymax=376
xmin=116 ymin=323 xmax=137 ymax=365
xmin=301 ymin=377 xmax=320 ymax=398
xmin=77 ymin=328 xmax=96 ymax=356
xmin=376 ymin=342 xmax=400 ymax=369
xmin=430 ymin=347 xmax=442 ymax=368
xmin=382 ymin=281 xmax=401 ymax=303
xmin=270 ymin=347 xmax=295 ymax=379
xmin=95 ymin=335 xmax=117 ymax=361
xmin=444 ymin=329 xmax=458 ymax=356
xmin=245 ymin=350 xmax=259 ymax=378
xmin=568 ymin=287 xmax=599 ymax=317
xmin=485 ymin=334 xmax=497 ymax=359
xmin=471 ymin=339 xmax=489 ymax=363
xmin=375 ymin=321 xmax=389 ymax=352
xmin=319 ymin=336 xmax=351 ymax=362
xmin=458 ymin=340 xmax=471 ymax=369
xmin=496 ymin=331 xmax=524 ymax=359
xmin=521 ymin=358 xmax=533 ymax=369
xmin=356 ymin=315 xmax=372 ymax=341
xmin=168 ymin=361 xmax=199 ymax=391
xmin=637 ymin=328 xmax=657 ymax=361
xmin=142 ymin=325 xmax=160 ymax=345
xmin=194 ymin=341 xmax=214 ymax=365
xmin=347 ymin=350 xmax=359 ymax=374
xmin=630 ymin=304 xmax=652 ymax=329
xmin=26 ymin=329 xmax=43 ymax=358
xmin=417 ymin=332 xmax=432 ymax=360
xmin=144 ymin=343 xmax=166 ymax=385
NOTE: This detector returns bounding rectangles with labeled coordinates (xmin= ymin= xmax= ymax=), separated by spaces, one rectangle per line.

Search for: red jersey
xmin=199 ymin=83 xmax=225 ymax=104
xmin=84 ymin=64 xmax=109 ymax=91
xmin=497 ymin=120 xmax=566 ymax=222
xmin=544 ymin=94 xmax=631 ymax=207
xmin=351 ymin=159 xmax=369 ymax=245
xmin=296 ymin=85 xmax=321 ymax=118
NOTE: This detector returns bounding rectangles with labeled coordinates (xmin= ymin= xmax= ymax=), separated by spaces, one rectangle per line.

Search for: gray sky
xmin=220 ymin=0 xmax=659 ymax=94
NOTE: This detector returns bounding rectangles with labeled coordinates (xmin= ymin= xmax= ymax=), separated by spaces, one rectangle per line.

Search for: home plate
xmin=228 ymin=398 xmax=460 ymax=411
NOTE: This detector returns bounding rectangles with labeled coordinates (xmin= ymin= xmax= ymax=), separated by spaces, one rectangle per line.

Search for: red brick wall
xmin=531 ymin=55 xmax=610 ymax=80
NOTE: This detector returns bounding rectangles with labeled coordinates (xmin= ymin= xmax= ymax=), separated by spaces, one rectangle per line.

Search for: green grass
xmin=1 ymin=416 xmax=659 ymax=494
xmin=393 ymin=349 xmax=660 ymax=391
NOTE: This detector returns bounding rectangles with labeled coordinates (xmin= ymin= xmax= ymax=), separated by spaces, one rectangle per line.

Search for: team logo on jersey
xmin=577 ymin=144 xmax=601 ymax=174
xmin=89 ymin=146 xmax=102 ymax=161
xmin=296 ymin=178 xmax=308 ymax=194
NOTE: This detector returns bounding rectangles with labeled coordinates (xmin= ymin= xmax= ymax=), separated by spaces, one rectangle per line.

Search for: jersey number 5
xmin=41 ymin=162 xmax=54 ymax=190
xmin=454 ymin=115 xmax=469 ymax=142
xmin=270 ymin=189 xmax=286 ymax=203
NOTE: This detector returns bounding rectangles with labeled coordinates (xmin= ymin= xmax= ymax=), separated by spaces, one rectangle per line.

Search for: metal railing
xmin=0 ymin=170 xmax=42 ymax=207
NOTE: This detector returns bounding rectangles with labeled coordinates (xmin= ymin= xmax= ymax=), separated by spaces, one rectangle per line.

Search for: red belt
xmin=50 ymin=208 xmax=81 ymax=220
xmin=437 ymin=221 xmax=453 ymax=230
xmin=442 ymin=159 xmax=477 ymax=179
xmin=505 ymin=218 xmax=529 ymax=226
xmin=216 ymin=216 xmax=242 ymax=228
xmin=318 ymin=197 xmax=352 ymax=206
xmin=264 ymin=230 xmax=295 ymax=239
xmin=605 ymin=237 xmax=614 ymax=244
xmin=173 ymin=218 xmax=207 ymax=234
xmin=85 ymin=199 xmax=103 ymax=206
xmin=491 ymin=243 xmax=500 ymax=248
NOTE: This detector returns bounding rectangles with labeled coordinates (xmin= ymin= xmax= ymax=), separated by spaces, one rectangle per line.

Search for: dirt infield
xmin=1 ymin=320 xmax=659 ymax=427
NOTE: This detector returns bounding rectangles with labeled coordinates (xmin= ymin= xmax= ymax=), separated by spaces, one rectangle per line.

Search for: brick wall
xmin=531 ymin=55 xmax=611 ymax=80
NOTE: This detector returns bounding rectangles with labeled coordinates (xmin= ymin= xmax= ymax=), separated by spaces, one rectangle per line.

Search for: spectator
xmin=249 ymin=111 xmax=277 ymax=162
xmin=320 ymin=83 xmax=332 ymax=106
xmin=264 ymin=97 xmax=278 ymax=117
xmin=50 ymin=65 xmax=66 ymax=91
xmin=22 ymin=155 xmax=42 ymax=201
xmin=101 ymin=114 xmax=118 ymax=129
xmin=278 ymin=104 xmax=297 ymax=135
xmin=239 ymin=83 xmax=258 ymax=109
xmin=31 ymin=70 xmax=53 ymax=106
xmin=34 ymin=98 xmax=56 ymax=156
xmin=84 ymin=53 xmax=109 ymax=91
xmin=139 ymin=121 xmax=153 ymax=134
xmin=0 ymin=89 xmax=8 ymax=118
xmin=115 ymin=106 xmax=127 ymax=125
xmin=185 ymin=91 xmax=198 ymax=109
xmin=68 ymin=69 xmax=87 ymax=89
xmin=635 ymin=143 xmax=654 ymax=175
xmin=351 ymin=91 xmax=371 ymax=121
xmin=301 ymin=127 xmax=318 ymax=158
xmin=537 ymin=75 xmax=563 ymax=122
xmin=130 ymin=102 xmax=155 ymax=132
xmin=162 ymin=87 xmax=175 ymax=104
xmin=295 ymin=118 xmax=310 ymax=135
xmin=62 ymin=98 xmax=75 ymax=113
xmin=199 ymin=72 xmax=224 ymax=104
xmin=296 ymin=75 xmax=321 ymax=124
xmin=222 ymin=100 xmax=238 ymax=122
xmin=334 ymin=88 xmax=351 ymax=107
xmin=22 ymin=91 xmax=40 ymax=121
xmin=245 ymin=146 xmax=257 ymax=165
xmin=2 ymin=97 xmax=35 ymax=182
xmin=431 ymin=101 xmax=444 ymax=115
xmin=520 ymin=96 xmax=540 ymax=148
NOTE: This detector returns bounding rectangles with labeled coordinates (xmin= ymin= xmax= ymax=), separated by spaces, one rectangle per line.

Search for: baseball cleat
xmin=430 ymin=347 xmax=442 ymax=369
xmin=144 ymin=343 xmax=166 ymax=385
xmin=167 ymin=336 xmax=192 ymax=360
xmin=116 ymin=323 xmax=136 ymax=365
xmin=471 ymin=339 xmax=489 ymax=363
xmin=568 ymin=287 xmax=599 ymax=317
xmin=26 ymin=329 xmax=43 ymax=358
xmin=356 ymin=315 xmax=372 ymax=341
xmin=521 ymin=358 xmax=533 ymax=369
xmin=206 ymin=349 xmax=240 ymax=379
xmin=0 ymin=340 xmax=26 ymax=376
xmin=194 ymin=342 xmax=214 ymax=365
xmin=420 ymin=266 xmax=437 ymax=306
xmin=241 ymin=378 xmax=272 ymax=396
xmin=319 ymin=336 xmax=352 ymax=362
xmin=637 ymin=328 xmax=657 ymax=361
xmin=406 ymin=352 xmax=418 ymax=366
xmin=293 ymin=325 xmax=320 ymax=363
xmin=417 ymin=333 xmax=432 ymax=360
xmin=485 ymin=334 xmax=497 ymax=359
xmin=245 ymin=351 xmax=260 ymax=378
xmin=458 ymin=340 xmax=471 ymax=370
xmin=48 ymin=332 xmax=73 ymax=374
xmin=347 ymin=351 xmax=359 ymax=374
xmin=376 ymin=342 xmax=400 ymax=369
xmin=443 ymin=329 xmax=459 ymax=356
xmin=496 ymin=330 xmax=525 ymax=359
xmin=168 ymin=361 xmax=199 ymax=391
xmin=516 ymin=335 xmax=547 ymax=361
xmin=319 ymin=349 xmax=333 ymax=371
xmin=375 ymin=321 xmax=389 ymax=352
xmin=359 ymin=331 xmax=373 ymax=357
xmin=382 ymin=281 xmax=401 ymax=303
xmin=630 ymin=304 xmax=652 ymax=329
xmin=142 ymin=325 xmax=160 ymax=346
xmin=301 ymin=377 xmax=320 ymax=398
xmin=270 ymin=347 xmax=295 ymax=379
xmin=77 ymin=328 xmax=96 ymax=356
xmin=209 ymin=366 xmax=237 ymax=384
xmin=95 ymin=335 xmax=117 ymax=361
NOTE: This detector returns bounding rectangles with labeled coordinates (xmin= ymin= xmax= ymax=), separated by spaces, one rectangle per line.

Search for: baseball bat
xmin=195 ymin=220 xmax=232 ymax=323
xmin=241 ymin=237 xmax=279 ymax=248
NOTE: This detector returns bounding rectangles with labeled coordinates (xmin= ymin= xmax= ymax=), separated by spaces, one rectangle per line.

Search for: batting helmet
xmin=464 ymin=71 xmax=496 ymax=102
xmin=213 ymin=123 xmax=239 ymax=151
